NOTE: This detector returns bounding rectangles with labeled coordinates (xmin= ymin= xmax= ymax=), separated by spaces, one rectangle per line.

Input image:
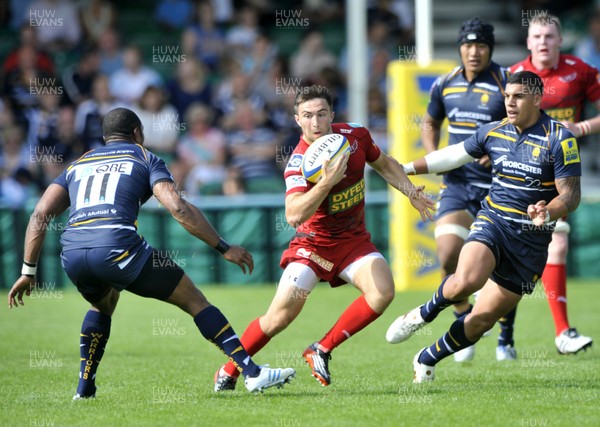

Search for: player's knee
xmin=261 ymin=310 xmax=294 ymax=336
xmin=465 ymin=313 xmax=495 ymax=339
xmin=548 ymin=233 xmax=568 ymax=260
xmin=375 ymin=285 xmax=395 ymax=308
xmin=436 ymin=245 xmax=460 ymax=276
xmin=167 ymin=275 xmax=210 ymax=315
xmin=447 ymin=272 xmax=481 ymax=299
xmin=93 ymin=288 xmax=120 ymax=316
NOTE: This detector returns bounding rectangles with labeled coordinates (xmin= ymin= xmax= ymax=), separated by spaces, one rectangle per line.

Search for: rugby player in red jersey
xmin=506 ymin=14 xmax=595 ymax=354
xmin=213 ymin=85 xmax=435 ymax=390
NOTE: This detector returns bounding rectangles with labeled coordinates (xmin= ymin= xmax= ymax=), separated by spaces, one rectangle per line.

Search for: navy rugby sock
xmin=498 ymin=307 xmax=517 ymax=347
xmin=420 ymin=276 xmax=458 ymax=322
xmin=419 ymin=318 xmax=477 ymax=366
xmin=77 ymin=310 xmax=111 ymax=397
xmin=194 ymin=306 xmax=261 ymax=378
xmin=453 ymin=303 xmax=473 ymax=320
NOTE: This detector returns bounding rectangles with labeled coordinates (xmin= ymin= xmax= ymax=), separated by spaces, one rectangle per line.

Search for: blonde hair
xmin=528 ymin=14 xmax=562 ymax=35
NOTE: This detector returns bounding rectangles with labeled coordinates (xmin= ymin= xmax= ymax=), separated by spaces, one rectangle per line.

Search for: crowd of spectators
xmin=0 ymin=0 xmax=415 ymax=206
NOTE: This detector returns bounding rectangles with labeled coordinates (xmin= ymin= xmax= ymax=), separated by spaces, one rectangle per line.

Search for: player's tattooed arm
xmin=555 ymin=176 xmax=581 ymax=213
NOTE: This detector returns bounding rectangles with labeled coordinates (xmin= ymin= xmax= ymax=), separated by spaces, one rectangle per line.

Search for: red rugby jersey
xmin=510 ymin=54 xmax=600 ymax=122
xmin=283 ymin=123 xmax=381 ymax=238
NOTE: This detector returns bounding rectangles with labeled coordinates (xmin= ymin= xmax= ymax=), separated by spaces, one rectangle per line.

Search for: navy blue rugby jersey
xmin=427 ymin=61 xmax=509 ymax=186
xmin=464 ymin=112 xmax=581 ymax=226
xmin=54 ymin=141 xmax=173 ymax=250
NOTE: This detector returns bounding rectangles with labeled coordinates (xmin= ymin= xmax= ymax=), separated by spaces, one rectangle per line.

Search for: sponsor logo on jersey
xmin=474 ymin=82 xmax=499 ymax=92
xmin=285 ymin=175 xmax=307 ymax=191
xmin=309 ymin=252 xmax=334 ymax=272
xmin=296 ymin=248 xmax=311 ymax=259
xmin=561 ymin=138 xmax=580 ymax=165
xmin=546 ymin=107 xmax=575 ymax=122
xmin=493 ymin=155 xmax=542 ymax=174
xmin=340 ymin=128 xmax=352 ymax=134
xmin=558 ymin=72 xmax=577 ymax=83
xmin=490 ymin=146 xmax=510 ymax=152
xmin=447 ymin=108 xmax=492 ymax=122
xmin=285 ymin=154 xmax=303 ymax=172
xmin=350 ymin=140 xmax=359 ymax=153
xmin=329 ymin=178 xmax=365 ymax=213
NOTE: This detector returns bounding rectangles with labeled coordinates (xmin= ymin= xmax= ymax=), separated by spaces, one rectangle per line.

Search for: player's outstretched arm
xmin=8 ymin=184 xmax=70 ymax=308
xmin=285 ymin=152 xmax=349 ymax=227
xmin=368 ymin=152 xmax=435 ymax=221
xmin=153 ymin=181 xmax=254 ymax=274
xmin=403 ymin=142 xmax=475 ymax=175
xmin=527 ymin=176 xmax=581 ymax=226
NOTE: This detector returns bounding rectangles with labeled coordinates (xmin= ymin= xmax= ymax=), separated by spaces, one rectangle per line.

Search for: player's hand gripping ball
xmin=301 ymin=134 xmax=350 ymax=183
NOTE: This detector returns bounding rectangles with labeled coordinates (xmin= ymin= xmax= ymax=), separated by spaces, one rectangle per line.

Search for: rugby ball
xmin=301 ymin=134 xmax=350 ymax=183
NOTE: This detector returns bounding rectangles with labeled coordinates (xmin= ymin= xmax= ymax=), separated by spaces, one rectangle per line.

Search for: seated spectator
xmin=226 ymin=6 xmax=260 ymax=55
xmin=75 ymin=74 xmax=125 ymax=149
xmin=238 ymin=32 xmax=278 ymax=83
xmin=62 ymin=47 xmax=101 ymax=105
xmin=29 ymin=90 xmax=60 ymax=153
xmin=173 ymin=103 xmax=227 ymax=196
xmin=254 ymin=54 xmax=289 ymax=109
xmin=39 ymin=106 xmax=87 ymax=184
xmin=166 ymin=59 xmax=212 ymax=119
xmin=0 ymin=165 xmax=32 ymax=207
xmin=290 ymin=29 xmax=337 ymax=80
xmin=214 ymin=70 xmax=265 ymax=129
xmin=133 ymin=86 xmax=179 ymax=160
xmin=154 ymin=0 xmax=194 ymax=31
xmin=109 ymin=45 xmax=163 ymax=104
xmin=3 ymin=24 xmax=54 ymax=75
xmin=79 ymin=0 xmax=116 ymax=45
xmin=184 ymin=1 xmax=226 ymax=71
xmin=0 ymin=124 xmax=33 ymax=178
xmin=97 ymin=27 xmax=124 ymax=76
xmin=225 ymin=101 xmax=283 ymax=193
xmin=2 ymin=44 xmax=54 ymax=134
xmin=26 ymin=0 xmax=82 ymax=52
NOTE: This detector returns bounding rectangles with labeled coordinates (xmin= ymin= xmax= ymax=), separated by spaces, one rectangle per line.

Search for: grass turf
xmin=1 ymin=280 xmax=598 ymax=426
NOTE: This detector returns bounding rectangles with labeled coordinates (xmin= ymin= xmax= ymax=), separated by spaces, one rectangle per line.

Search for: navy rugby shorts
xmin=436 ymin=181 xmax=489 ymax=220
xmin=465 ymin=210 xmax=550 ymax=295
xmin=61 ymin=239 xmax=183 ymax=303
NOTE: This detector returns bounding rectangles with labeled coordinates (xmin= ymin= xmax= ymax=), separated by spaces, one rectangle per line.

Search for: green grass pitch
xmin=1 ymin=280 xmax=598 ymax=426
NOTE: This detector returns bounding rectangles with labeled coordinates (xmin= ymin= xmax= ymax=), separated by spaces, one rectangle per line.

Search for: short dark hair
xmin=102 ymin=107 xmax=142 ymax=139
xmin=507 ymin=71 xmax=544 ymax=96
xmin=294 ymin=85 xmax=333 ymax=113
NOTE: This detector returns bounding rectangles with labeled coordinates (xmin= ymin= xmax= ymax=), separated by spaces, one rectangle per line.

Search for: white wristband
xmin=403 ymin=162 xmax=416 ymax=175
xmin=21 ymin=262 xmax=37 ymax=277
